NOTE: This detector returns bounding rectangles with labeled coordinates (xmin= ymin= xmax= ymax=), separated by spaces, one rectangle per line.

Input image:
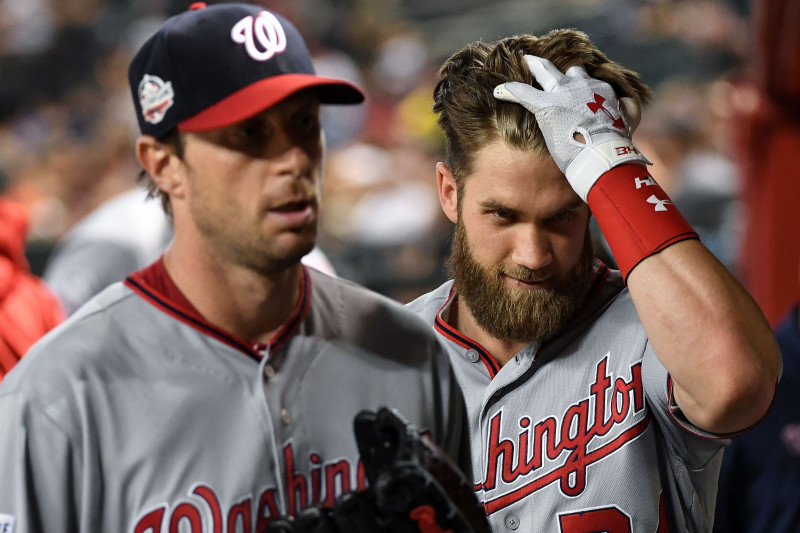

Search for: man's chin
xmin=277 ymin=244 xmax=316 ymax=271
xmin=272 ymin=230 xmax=316 ymax=255
xmin=462 ymin=265 xmax=591 ymax=340
xmin=249 ymin=235 xmax=316 ymax=274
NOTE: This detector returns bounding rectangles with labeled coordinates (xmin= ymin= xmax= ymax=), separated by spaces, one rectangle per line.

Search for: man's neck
xmin=449 ymin=294 xmax=529 ymax=367
xmin=162 ymin=247 xmax=302 ymax=344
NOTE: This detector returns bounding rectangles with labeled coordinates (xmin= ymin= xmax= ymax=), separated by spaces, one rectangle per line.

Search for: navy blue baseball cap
xmin=129 ymin=2 xmax=365 ymax=138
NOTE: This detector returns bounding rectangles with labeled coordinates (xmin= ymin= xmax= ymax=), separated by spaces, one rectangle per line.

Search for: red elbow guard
xmin=587 ymin=164 xmax=699 ymax=280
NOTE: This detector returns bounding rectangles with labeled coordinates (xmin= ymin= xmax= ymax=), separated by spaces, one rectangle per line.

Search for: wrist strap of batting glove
xmin=567 ymin=134 xmax=651 ymax=202
xmin=587 ymin=164 xmax=699 ymax=280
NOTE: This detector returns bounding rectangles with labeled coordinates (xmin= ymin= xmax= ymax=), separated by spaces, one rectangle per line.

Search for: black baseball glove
xmin=266 ymin=407 xmax=490 ymax=533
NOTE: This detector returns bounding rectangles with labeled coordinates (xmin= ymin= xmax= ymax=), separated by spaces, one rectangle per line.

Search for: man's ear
xmin=136 ymin=135 xmax=186 ymax=199
xmin=436 ymin=162 xmax=458 ymax=224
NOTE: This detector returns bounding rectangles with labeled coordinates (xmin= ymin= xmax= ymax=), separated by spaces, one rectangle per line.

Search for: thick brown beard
xmin=446 ymin=220 xmax=596 ymax=344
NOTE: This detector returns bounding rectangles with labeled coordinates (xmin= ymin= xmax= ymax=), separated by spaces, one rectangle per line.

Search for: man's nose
xmin=269 ymin=130 xmax=316 ymax=181
xmin=511 ymin=228 xmax=553 ymax=271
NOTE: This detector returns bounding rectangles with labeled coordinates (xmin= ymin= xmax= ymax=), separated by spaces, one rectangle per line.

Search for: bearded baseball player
xmin=0 ymin=3 xmax=473 ymax=532
xmin=406 ymin=30 xmax=783 ymax=532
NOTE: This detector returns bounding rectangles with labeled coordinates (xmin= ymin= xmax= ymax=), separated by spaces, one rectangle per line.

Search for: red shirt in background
xmin=0 ymin=199 xmax=64 ymax=380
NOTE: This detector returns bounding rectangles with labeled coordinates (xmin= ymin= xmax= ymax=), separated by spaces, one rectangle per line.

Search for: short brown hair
xmin=433 ymin=29 xmax=652 ymax=193
xmin=136 ymin=129 xmax=184 ymax=219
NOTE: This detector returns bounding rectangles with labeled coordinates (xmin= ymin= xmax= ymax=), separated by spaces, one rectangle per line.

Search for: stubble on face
xmin=446 ymin=219 xmax=596 ymax=344
xmin=186 ymin=165 xmax=319 ymax=275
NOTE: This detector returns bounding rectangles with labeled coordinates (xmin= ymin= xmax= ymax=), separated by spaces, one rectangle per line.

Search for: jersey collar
xmin=124 ymin=256 xmax=311 ymax=362
xmin=433 ymin=287 xmax=502 ymax=378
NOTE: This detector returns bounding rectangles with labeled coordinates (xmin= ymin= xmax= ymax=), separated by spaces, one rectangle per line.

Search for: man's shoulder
xmin=405 ymin=281 xmax=454 ymax=323
xmin=0 ymin=283 xmax=147 ymax=395
xmin=308 ymin=267 xmax=413 ymax=316
xmin=306 ymin=268 xmax=445 ymax=349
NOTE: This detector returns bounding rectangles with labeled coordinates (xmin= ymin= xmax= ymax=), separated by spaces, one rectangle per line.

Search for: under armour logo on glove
xmin=646 ymin=195 xmax=672 ymax=212
xmin=586 ymin=93 xmax=625 ymax=130
xmin=493 ymin=55 xmax=651 ymax=202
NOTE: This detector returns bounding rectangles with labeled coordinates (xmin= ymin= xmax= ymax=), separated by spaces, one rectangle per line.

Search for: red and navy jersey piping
xmin=124 ymin=262 xmax=312 ymax=363
xmin=434 ymin=287 xmax=501 ymax=378
xmin=583 ymin=260 xmax=611 ymax=308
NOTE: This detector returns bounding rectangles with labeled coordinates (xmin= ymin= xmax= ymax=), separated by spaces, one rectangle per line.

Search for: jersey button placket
xmin=464 ymin=349 xmax=480 ymax=363
xmin=504 ymin=514 xmax=520 ymax=530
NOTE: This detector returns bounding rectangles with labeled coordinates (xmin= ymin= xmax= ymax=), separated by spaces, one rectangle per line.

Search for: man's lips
xmin=502 ymin=273 xmax=551 ymax=289
xmin=271 ymin=199 xmax=314 ymax=212
xmin=268 ymin=199 xmax=316 ymax=226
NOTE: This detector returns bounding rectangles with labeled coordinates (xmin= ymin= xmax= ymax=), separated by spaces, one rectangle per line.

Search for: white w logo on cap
xmin=231 ymin=11 xmax=287 ymax=61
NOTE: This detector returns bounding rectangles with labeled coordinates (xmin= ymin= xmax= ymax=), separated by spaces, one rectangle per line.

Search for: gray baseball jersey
xmin=406 ymin=261 xmax=728 ymax=533
xmin=0 ymin=261 xmax=468 ymax=533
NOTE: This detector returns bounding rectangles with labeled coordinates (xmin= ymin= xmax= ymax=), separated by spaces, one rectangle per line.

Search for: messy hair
xmin=433 ymin=29 xmax=652 ymax=194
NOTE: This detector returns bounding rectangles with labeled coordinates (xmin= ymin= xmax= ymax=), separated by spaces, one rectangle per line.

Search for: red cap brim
xmin=178 ymin=74 xmax=364 ymax=132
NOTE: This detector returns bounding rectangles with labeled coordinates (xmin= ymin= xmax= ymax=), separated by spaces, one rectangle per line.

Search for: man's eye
xmin=239 ymin=119 xmax=269 ymax=139
xmin=554 ymin=210 xmax=576 ymax=222
xmin=490 ymin=209 xmax=514 ymax=221
xmin=294 ymin=113 xmax=320 ymax=135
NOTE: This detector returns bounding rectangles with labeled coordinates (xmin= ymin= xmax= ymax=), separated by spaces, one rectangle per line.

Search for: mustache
xmin=499 ymin=266 xmax=550 ymax=284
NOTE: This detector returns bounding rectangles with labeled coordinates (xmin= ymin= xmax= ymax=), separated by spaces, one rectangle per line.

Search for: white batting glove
xmin=494 ymin=55 xmax=650 ymax=202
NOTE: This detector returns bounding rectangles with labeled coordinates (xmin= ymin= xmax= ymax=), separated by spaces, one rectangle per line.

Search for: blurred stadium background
xmin=0 ymin=0 xmax=786 ymax=309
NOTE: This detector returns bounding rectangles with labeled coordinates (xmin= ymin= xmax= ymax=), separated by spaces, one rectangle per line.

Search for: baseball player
xmin=406 ymin=30 xmax=782 ymax=531
xmin=0 ymin=3 xmax=470 ymax=532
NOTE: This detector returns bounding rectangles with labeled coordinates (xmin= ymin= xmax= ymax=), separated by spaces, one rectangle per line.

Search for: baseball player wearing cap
xmin=0 ymin=3 xmax=469 ymax=532
xmin=406 ymin=30 xmax=782 ymax=532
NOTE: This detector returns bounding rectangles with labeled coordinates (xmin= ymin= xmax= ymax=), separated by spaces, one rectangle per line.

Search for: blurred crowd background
xmin=0 ymin=0 xmax=773 ymax=304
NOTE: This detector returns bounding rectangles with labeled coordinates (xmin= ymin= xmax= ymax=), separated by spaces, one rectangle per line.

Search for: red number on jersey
xmin=559 ymin=506 xmax=632 ymax=533
xmin=559 ymin=493 xmax=669 ymax=532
